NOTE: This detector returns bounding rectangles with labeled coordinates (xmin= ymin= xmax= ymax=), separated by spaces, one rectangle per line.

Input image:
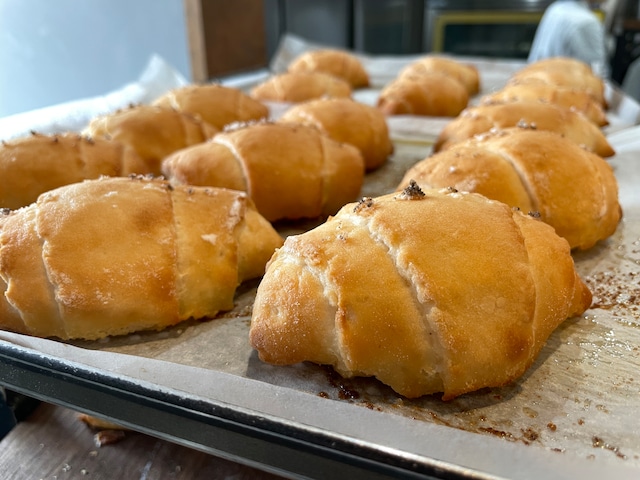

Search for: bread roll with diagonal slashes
xmin=400 ymin=128 xmax=621 ymax=250
xmin=153 ymin=83 xmax=269 ymax=130
xmin=84 ymin=104 xmax=218 ymax=176
xmin=434 ymin=101 xmax=614 ymax=156
xmin=0 ymin=132 xmax=148 ymax=210
xmin=509 ymin=57 xmax=606 ymax=107
xmin=250 ymin=184 xmax=592 ymax=400
xmin=288 ymin=49 xmax=369 ymax=88
xmin=0 ymin=176 xmax=283 ymax=340
xmin=398 ymin=55 xmax=480 ymax=95
xmin=279 ymin=97 xmax=393 ymax=171
xmin=377 ymin=73 xmax=469 ymax=117
xmin=480 ymin=81 xmax=608 ymax=127
xmin=162 ymin=122 xmax=365 ymax=222
xmin=250 ymin=72 xmax=352 ymax=103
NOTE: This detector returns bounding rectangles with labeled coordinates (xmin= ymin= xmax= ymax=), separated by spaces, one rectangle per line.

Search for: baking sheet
xmin=1 ymin=36 xmax=640 ymax=479
xmin=0 ymin=134 xmax=639 ymax=479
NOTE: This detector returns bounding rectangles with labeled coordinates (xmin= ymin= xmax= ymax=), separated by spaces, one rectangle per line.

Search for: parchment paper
xmin=1 ymin=36 xmax=640 ymax=479
xmin=63 ymin=137 xmax=640 ymax=469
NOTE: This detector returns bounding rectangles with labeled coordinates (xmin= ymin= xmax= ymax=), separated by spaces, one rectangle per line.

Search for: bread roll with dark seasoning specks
xmin=400 ymin=128 xmax=621 ymax=250
xmin=434 ymin=101 xmax=614 ymax=157
xmin=0 ymin=132 xmax=148 ymax=209
xmin=250 ymin=183 xmax=592 ymax=400
xmin=0 ymin=176 xmax=282 ymax=340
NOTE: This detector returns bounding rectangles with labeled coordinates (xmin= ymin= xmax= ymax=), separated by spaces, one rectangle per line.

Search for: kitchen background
xmin=1 ymin=0 xmax=639 ymax=119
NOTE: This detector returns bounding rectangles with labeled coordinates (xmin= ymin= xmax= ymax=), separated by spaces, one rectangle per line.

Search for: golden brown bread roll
xmin=520 ymin=56 xmax=596 ymax=81
xmin=480 ymin=81 xmax=608 ymax=127
xmin=84 ymin=104 xmax=218 ymax=176
xmin=250 ymin=183 xmax=592 ymax=400
xmin=288 ymin=49 xmax=369 ymax=88
xmin=377 ymin=73 xmax=469 ymax=117
xmin=162 ymin=122 xmax=365 ymax=222
xmin=399 ymin=128 xmax=621 ymax=250
xmin=510 ymin=57 xmax=606 ymax=107
xmin=398 ymin=55 xmax=480 ymax=95
xmin=153 ymin=83 xmax=269 ymax=130
xmin=250 ymin=72 xmax=352 ymax=103
xmin=0 ymin=176 xmax=283 ymax=340
xmin=433 ymin=101 xmax=614 ymax=157
xmin=0 ymin=132 xmax=149 ymax=210
xmin=279 ymin=97 xmax=393 ymax=171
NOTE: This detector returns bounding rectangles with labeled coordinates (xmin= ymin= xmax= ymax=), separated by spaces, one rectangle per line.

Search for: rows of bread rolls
xmin=1 ymin=76 xmax=391 ymax=217
xmin=401 ymin=56 xmax=620 ymax=251
xmin=0 ymin=85 xmax=286 ymax=340
xmin=248 ymin=53 xmax=619 ymax=400
xmin=0 ymin=50 xmax=619 ymax=401
xmin=0 ymin=50 xmax=394 ymax=225
xmin=0 ymin=51 xmax=393 ymax=342
xmin=247 ymin=50 xmax=620 ymax=250
xmin=377 ymin=56 xmax=479 ymax=116
xmin=250 ymin=48 xmax=369 ymax=103
xmin=158 ymin=52 xmax=395 ymax=215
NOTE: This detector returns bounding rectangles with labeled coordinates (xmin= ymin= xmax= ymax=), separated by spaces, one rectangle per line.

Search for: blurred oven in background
xmin=262 ymin=0 xmax=555 ymax=60
xmin=353 ymin=0 xmax=425 ymax=55
xmin=192 ymin=0 xmax=621 ymax=82
xmin=263 ymin=0 xmax=427 ymax=58
xmin=424 ymin=0 xmax=554 ymax=59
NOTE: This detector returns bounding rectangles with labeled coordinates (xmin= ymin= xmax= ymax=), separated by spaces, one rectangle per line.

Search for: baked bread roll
xmin=279 ymin=98 xmax=393 ymax=171
xmin=434 ymin=101 xmax=614 ymax=157
xmin=377 ymin=73 xmax=469 ymax=117
xmin=153 ymin=84 xmax=269 ymax=130
xmin=400 ymin=128 xmax=621 ymax=250
xmin=0 ymin=132 xmax=149 ymax=210
xmin=0 ymin=176 xmax=283 ymax=340
xmin=519 ymin=56 xmax=596 ymax=82
xmin=250 ymin=72 xmax=352 ymax=103
xmin=84 ymin=104 xmax=218 ymax=176
xmin=399 ymin=56 xmax=480 ymax=95
xmin=510 ymin=57 xmax=606 ymax=107
xmin=250 ymin=183 xmax=592 ymax=400
xmin=288 ymin=49 xmax=369 ymax=88
xmin=480 ymin=81 xmax=608 ymax=127
xmin=162 ymin=122 xmax=365 ymax=222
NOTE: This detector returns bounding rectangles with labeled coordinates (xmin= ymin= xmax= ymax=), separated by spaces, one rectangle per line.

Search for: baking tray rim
xmin=1 ymin=337 xmax=638 ymax=480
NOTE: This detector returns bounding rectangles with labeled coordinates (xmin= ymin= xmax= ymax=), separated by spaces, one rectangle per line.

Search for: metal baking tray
xmin=1 ymin=133 xmax=639 ymax=479
xmin=2 ymin=45 xmax=640 ymax=478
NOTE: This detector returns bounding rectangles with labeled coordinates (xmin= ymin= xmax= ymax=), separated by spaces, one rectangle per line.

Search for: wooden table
xmin=0 ymin=401 xmax=286 ymax=480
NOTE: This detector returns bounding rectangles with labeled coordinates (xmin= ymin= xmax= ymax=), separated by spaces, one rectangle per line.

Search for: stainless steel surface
xmin=423 ymin=0 xmax=555 ymax=56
